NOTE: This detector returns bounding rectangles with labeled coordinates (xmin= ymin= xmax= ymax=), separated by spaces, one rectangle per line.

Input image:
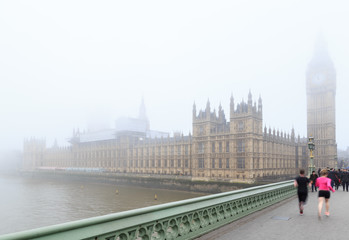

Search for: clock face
xmin=311 ymin=73 xmax=325 ymax=84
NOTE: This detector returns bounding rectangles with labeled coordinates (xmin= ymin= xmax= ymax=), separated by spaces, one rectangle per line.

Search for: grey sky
xmin=1 ymin=0 xmax=349 ymax=152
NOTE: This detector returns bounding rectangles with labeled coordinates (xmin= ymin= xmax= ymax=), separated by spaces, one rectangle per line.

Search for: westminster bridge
xmin=1 ymin=180 xmax=348 ymax=240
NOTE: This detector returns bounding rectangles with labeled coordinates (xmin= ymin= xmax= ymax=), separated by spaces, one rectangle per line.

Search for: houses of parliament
xmin=22 ymin=39 xmax=338 ymax=182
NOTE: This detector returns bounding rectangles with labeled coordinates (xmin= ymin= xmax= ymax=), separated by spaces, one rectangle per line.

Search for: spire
xmin=218 ymin=102 xmax=223 ymax=118
xmin=258 ymin=94 xmax=262 ymax=112
xmin=313 ymin=33 xmax=330 ymax=60
xmin=206 ymin=98 xmax=210 ymax=113
xmin=139 ymin=97 xmax=147 ymax=120
xmin=248 ymin=90 xmax=252 ymax=106
xmin=309 ymin=33 xmax=334 ymax=68
xmin=139 ymin=97 xmax=150 ymax=130
xmin=193 ymin=101 xmax=196 ymax=119
xmin=230 ymin=93 xmax=235 ymax=117
xmin=291 ymin=127 xmax=295 ymax=141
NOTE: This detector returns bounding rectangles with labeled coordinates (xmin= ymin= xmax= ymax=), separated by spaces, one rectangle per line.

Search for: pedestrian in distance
xmin=327 ymin=168 xmax=336 ymax=189
xmin=294 ymin=169 xmax=310 ymax=216
xmin=315 ymin=169 xmax=335 ymax=219
xmin=309 ymin=170 xmax=318 ymax=192
xmin=334 ymin=169 xmax=341 ymax=190
xmin=340 ymin=169 xmax=349 ymax=192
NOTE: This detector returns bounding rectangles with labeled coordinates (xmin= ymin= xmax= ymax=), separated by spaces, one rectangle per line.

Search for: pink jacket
xmin=315 ymin=177 xmax=335 ymax=192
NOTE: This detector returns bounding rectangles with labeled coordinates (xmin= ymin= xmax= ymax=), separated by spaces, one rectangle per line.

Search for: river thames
xmin=0 ymin=174 xmax=206 ymax=235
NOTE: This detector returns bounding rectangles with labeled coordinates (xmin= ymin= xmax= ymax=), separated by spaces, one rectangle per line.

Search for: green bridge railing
xmin=0 ymin=180 xmax=295 ymax=240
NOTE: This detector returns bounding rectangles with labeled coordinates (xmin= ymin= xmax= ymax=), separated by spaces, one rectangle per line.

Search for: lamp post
xmin=307 ymin=136 xmax=315 ymax=177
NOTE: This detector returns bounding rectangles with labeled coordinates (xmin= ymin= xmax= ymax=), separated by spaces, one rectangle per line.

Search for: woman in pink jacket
xmin=315 ymin=169 xmax=335 ymax=219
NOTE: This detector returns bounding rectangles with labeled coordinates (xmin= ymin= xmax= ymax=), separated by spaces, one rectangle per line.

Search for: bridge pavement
xmin=197 ymin=189 xmax=349 ymax=240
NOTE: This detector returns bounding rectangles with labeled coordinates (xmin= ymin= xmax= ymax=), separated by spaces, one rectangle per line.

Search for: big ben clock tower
xmin=306 ymin=36 xmax=337 ymax=169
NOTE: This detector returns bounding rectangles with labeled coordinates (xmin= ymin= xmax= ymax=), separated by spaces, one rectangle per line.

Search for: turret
xmin=258 ymin=95 xmax=263 ymax=113
xmin=193 ymin=102 xmax=196 ymax=120
xmin=206 ymin=99 xmax=211 ymax=118
xmin=230 ymin=93 xmax=234 ymax=118
xmin=248 ymin=90 xmax=252 ymax=107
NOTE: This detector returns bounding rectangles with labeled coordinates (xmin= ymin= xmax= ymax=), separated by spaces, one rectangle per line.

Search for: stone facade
xmin=23 ymin=92 xmax=308 ymax=183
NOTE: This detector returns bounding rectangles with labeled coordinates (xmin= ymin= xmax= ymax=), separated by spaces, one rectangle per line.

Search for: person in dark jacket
xmin=327 ymin=168 xmax=336 ymax=189
xmin=340 ymin=169 xmax=349 ymax=192
xmin=334 ymin=169 xmax=341 ymax=190
xmin=309 ymin=171 xmax=318 ymax=192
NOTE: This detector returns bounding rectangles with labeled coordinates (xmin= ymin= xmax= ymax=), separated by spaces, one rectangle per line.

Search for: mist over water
xmin=0 ymin=174 xmax=205 ymax=235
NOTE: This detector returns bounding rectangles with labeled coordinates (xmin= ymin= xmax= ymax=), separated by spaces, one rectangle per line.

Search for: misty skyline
xmin=1 ymin=0 xmax=349 ymax=152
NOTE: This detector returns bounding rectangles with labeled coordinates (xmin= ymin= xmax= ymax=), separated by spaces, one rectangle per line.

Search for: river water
xmin=0 ymin=174 xmax=206 ymax=235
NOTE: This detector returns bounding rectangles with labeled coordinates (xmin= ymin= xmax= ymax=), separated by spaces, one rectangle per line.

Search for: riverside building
xmin=23 ymin=39 xmax=338 ymax=182
xmin=23 ymin=93 xmax=309 ymax=183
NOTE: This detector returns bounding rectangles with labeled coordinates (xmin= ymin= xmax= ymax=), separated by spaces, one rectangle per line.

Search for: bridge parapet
xmin=0 ymin=181 xmax=295 ymax=240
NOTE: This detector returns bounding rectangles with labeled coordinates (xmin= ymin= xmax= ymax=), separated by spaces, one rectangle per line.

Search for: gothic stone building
xmin=23 ymin=92 xmax=308 ymax=183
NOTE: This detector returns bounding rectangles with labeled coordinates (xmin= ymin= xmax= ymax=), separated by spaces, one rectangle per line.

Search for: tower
xmin=306 ymin=35 xmax=337 ymax=168
xmin=230 ymin=91 xmax=263 ymax=179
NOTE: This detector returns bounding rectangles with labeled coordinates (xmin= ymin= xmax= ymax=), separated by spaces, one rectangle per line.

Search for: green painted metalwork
xmin=0 ymin=181 xmax=295 ymax=240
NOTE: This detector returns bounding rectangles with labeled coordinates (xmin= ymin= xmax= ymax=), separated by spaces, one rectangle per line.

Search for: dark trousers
xmin=343 ymin=182 xmax=349 ymax=192
xmin=311 ymin=183 xmax=317 ymax=192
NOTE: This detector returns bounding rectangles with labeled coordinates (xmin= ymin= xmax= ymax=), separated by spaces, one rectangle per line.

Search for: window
xmin=171 ymin=159 xmax=174 ymax=167
xmin=164 ymin=159 xmax=168 ymax=167
xmin=177 ymin=146 xmax=181 ymax=155
xmin=198 ymin=143 xmax=204 ymax=154
xmin=171 ymin=146 xmax=174 ymax=155
xmin=219 ymin=142 xmax=222 ymax=153
xmin=157 ymin=159 xmax=161 ymax=167
xmin=185 ymin=145 xmax=189 ymax=155
xmin=198 ymin=158 xmax=204 ymax=168
xmin=238 ymin=121 xmax=244 ymax=131
xmin=237 ymin=157 xmax=245 ymax=169
xmin=212 ymin=158 xmax=215 ymax=168
xmin=212 ymin=142 xmax=215 ymax=153
xmin=237 ymin=140 xmax=245 ymax=152
xmin=219 ymin=158 xmax=222 ymax=168
xmin=226 ymin=141 xmax=229 ymax=152
xmin=178 ymin=159 xmax=181 ymax=168
xmin=185 ymin=159 xmax=189 ymax=168
xmin=226 ymin=158 xmax=230 ymax=168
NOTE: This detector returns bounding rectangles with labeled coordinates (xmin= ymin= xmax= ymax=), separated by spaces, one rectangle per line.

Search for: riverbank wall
xmin=17 ymin=170 xmax=281 ymax=194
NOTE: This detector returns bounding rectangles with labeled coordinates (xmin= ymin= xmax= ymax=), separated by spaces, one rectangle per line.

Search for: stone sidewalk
xmin=197 ymin=189 xmax=349 ymax=240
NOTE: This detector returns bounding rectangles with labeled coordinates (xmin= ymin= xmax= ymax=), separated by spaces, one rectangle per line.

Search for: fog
xmin=1 ymin=0 xmax=349 ymax=154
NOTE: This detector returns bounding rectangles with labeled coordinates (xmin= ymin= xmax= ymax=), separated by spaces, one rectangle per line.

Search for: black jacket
xmin=309 ymin=174 xmax=318 ymax=183
xmin=328 ymin=171 xmax=336 ymax=181
xmin=341 ymin=172 xmax=349 ymax=183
